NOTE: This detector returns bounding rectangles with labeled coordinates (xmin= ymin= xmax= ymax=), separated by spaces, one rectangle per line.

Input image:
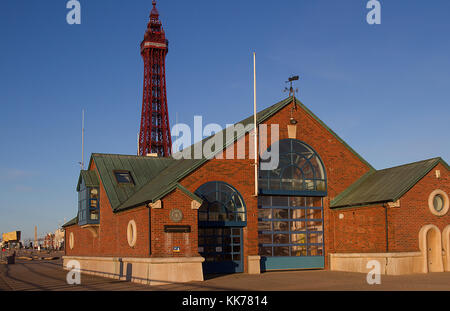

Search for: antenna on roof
xmin=78 ymin=109 xmax=85 ymax=170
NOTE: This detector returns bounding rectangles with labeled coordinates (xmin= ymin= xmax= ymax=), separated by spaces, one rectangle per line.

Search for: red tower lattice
xmin=139 ymin=1 xmax=172 ymax=157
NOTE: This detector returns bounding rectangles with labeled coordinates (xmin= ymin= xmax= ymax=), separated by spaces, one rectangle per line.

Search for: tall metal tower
xmin=139 ymin=1 xmax=172 ymax=157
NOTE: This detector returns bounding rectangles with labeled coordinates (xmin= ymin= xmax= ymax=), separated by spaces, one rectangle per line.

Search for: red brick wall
xmin=179 ymin=159 xmax=256 ymax=272
xmin=331 ymin=205 xmax=387 ymax=253
xmin=388 ymin=162 xmax=450 ymax=252
xmin=150 ymin=188 xmax=200 ymax=257
xmin=65 ymin=162 xmax=150 ymax=258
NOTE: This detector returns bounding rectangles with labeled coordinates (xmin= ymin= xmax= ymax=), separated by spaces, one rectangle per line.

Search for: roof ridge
xmin=376 ymin=157 xmax=441 ymax=172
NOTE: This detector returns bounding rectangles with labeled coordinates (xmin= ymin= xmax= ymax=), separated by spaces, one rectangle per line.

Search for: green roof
xmin=62 ymin=216 xmax=78 ymax=228
xmin=76 ymin=170 xmax=99 ymax=191
xmin=79 ymin=96 xmax=375 ymax=214
xmin=331 ymin=157 xmax=449 ymax=208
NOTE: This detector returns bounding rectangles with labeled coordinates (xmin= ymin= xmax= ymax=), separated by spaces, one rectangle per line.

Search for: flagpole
xmin=253 ymin=52 xmax=258 ymax=197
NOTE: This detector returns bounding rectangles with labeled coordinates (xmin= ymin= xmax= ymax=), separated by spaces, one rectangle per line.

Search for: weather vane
xmin=284 ymin=75 xmax=299 ymax=97
xmin=284 ymin=75 xmax=300 ymax=124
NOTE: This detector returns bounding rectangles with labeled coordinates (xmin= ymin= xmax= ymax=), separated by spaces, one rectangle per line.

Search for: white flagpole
xmin=253 ymin=52 xmax=258 ymax=196
xmin=81 ymin=109 xmax=85 ymax=170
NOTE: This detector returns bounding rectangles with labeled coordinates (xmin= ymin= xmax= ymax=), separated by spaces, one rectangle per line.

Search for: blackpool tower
xmin=139 ymin=1 xmax=172 ymax=157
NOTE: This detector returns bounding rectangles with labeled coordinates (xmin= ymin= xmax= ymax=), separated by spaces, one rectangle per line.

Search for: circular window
xmin=69 ymin=232 xmax=74 ymax=250
xmin=428 ymin=190 xmax=449 ymax=216
xmin=127 ymin=220 xmax=137 ymax=247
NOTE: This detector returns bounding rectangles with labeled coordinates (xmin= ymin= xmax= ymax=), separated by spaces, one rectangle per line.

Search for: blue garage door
xmin=258 ymin=196 xmax=324 ymax=271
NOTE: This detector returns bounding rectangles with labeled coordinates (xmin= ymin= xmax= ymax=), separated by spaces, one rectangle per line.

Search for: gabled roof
xmin=62 ymin=216 xmax=78 ymax=228
xmin=76 ymin=170 xmax=99 ymax=191
xmin=79 ymin=96 xmax=374 ymax=214
xmin=90 ymin=154 xmax=176 ymax=210
xmin=331 ymin=157 xmax=449 ymax=208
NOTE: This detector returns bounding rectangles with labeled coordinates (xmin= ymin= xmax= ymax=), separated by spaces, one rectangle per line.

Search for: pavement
xmin=1 ymin=256 xmax=450 ymax=291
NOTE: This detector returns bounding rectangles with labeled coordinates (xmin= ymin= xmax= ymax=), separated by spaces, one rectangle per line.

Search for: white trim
xmin=428 ymin=189 xmax=449 ymax=216
xmin=127 ymin=220 xmax=137 ymax=247
xmin=69 ymin=232 xmax=74 ymax=250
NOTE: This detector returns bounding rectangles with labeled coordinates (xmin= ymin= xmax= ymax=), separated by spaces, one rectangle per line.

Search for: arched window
xmin=259 ymin=139 xmax=327 ymax=195
xmin=195 ymin=181 xmax=246 ymax=226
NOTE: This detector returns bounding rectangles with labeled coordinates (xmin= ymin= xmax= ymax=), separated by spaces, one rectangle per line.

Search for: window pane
xmin=291 ymin=245 xmax=307 ymax=256
xmin=258 ymin=221 xmax=272 ymax=231
xmin=309 ymin=245 xmax=323 ymax=256
xmin=272 ymin=208 xmax=289 ymax=219
xmin=272 ymin=196 xmax=289 ymax=206
xmin=290 ymin=221 xmax=306 ymax=231
xmin=114 ymin=171 xmax=133 ymax=184
xmin=308 ymin=233 xmax=323 ymax=244
xmin=291 ymin=209 xmax=305 ymax=219
xmin=273 ymin=246 xmax=289 ymax=256
xmin=258 ymin=233 xmax=272 ymax=244
xmin=273 ymin=233 xmax=289 ymax=244
xmin=291 ymin=233 xmax=306 ymax=244
xmin=259 ymin=246 xmax=272 ymax=256
xmin=258 ymin=208 xmax=271 ymax=219
xmin=273 ymin=221 xmax=289 ymax=231
xmin=307 ymin=221 xmax=323 ymax=232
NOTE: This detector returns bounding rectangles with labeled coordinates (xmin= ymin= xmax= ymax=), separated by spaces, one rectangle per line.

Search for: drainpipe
xmin=384 ymin=203 xmax=389 ymax=253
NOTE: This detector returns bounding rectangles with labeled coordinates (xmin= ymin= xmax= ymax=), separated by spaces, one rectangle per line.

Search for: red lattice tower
xmin=139 ymin=1 xmax=172 ymax=156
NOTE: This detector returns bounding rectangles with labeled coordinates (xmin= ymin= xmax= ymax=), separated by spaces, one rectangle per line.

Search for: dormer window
xmin=77 ymin=170 xmax=100 ymax=226
xmin=114 ymin=171 xmax=134 ymax=185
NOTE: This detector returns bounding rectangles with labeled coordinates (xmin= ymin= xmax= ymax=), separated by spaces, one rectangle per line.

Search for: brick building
xmin=63 ymin=96 xmax=450 ymax=284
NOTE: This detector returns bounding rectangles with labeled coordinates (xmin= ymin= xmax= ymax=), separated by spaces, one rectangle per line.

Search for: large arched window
xmin=259 ymin=139 xmax=327 ymax=195
xmin=195 ymin=181 xmax=246 ymax=226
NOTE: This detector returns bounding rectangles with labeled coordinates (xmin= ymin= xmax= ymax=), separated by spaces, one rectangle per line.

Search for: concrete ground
xmin=1 ymin=257 xmax=450 ymax=291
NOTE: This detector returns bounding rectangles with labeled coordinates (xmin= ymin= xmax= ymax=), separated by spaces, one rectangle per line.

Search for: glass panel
xmin=198 ymin=212 xmax=207 ymax=221
xmin=258 ymin=233 xmax=272 ymax=244
xmin=309 ymin=245 xmax=323 ymax=256
xmin=233 ymin=253 xmax=241 ymax=261
xmin=291 ymin=245 xmax=307 ymax=256
xmin=258 ymin=221 xmax=272 ymax=231
xmin=233 ymin=245 xmax=240 ymax=253
xmin=308 ymin=233 xmax=323 ymax=244
xmin=259 ymin=246 xmax=272 ymax=256
xmin=307 ymin=221 xmax=323 ymax=232
xmin=290 ymin=221 xmax=306 ymax=231
xmin=272 ymin=196 xmax=289 ymax=206
xmin=258 ymin=208 xmax=272 ymax=219
xmin=114 ymin=171 xmax=133 ymax=184
xmin=232 ymin=228 xmax=240 ymax=235
xmin=258 ymin=196 xmax=271 ymax=207
xmin=273 ymin=246 xmax=289 ymax=256
xmin=90 ymin=210 xmax=99 ymax=220
xmin=273 ymin=221 xmax=289 ymax=231
xmin=291 ymin=233 xmax=306 ymax=244
xmin=289 ymin=196 xmax=305 ymax=207
xmin=273 ymin=233 xmax=289 ymax=244
xmin=272 ymin=208 xmax=289 ymax=219
xmin=306 ymin=208 xmax=321 ymax=219
xmin=434 ymin=195 xmax=444 ymax=212
xmin=291 ymin=209 xmax=305 ymax=219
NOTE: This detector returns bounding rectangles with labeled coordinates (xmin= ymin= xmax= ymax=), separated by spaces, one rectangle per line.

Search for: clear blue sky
xmin=0 ymin=0 xmax=449 ymax=240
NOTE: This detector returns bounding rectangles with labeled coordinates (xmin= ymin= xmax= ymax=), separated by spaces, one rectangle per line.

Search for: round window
xmin=127 ymin=220 xmax=137 ymax=247
xmin=69 ymin=232 xmax=74 ymax=249
xmin=433 ymin=194 xmax=444 ymax=212
xmin=428 ymin=190 xmax=449 ymax=216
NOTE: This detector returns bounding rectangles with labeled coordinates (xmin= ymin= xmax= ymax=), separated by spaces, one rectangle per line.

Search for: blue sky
xmin=0 ymin=0 xmax=449 ymax=239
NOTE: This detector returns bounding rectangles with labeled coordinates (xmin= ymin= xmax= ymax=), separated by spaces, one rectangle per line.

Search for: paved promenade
xmin=1 ymin=257 xmax=450 ymax=291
